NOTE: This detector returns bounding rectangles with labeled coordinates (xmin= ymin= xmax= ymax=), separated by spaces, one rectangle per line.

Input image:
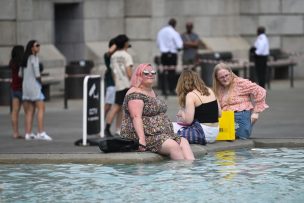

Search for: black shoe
xmin=104 ymin=129 xmax=113 ymax=137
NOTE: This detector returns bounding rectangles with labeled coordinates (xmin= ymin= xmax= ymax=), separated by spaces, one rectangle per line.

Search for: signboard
xmin=86 ymin=77 xmax=101 ymax=134
xmin=82 ymin=75 xmax=103 ymax=145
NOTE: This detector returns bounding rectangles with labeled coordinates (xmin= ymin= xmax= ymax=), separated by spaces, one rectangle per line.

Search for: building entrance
xmin=54 ymin=3 xmax=85 ymax=62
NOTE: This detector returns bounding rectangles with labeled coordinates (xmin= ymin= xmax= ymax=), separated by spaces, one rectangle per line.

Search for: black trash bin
xmin=0 ymin=66 xmax=12 ymax=106
xmin=65 ymin=60 xmax=94 ymax=99
xmin=198 ymin=52 xmax=233 ymax=86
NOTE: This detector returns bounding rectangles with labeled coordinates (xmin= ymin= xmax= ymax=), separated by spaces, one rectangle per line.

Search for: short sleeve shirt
xmin=181 ymin=32 xmax=200 ymax=61
xmin=157 ymin=26 xmax=183 ymax=53
xmin=254 ymin=34 xmax=269 ymax=56
xmin=111 ymin=50 xmax=133 ymax=91
xmin=22 ymin=55 xmax=42 ymax=100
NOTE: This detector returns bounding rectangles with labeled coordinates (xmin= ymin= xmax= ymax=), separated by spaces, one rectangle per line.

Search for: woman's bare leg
xmin=36 ymin=100 xmax=45 ymax=133
xmin=179 ymin=138 xmax=195 ymax=160
xmin=11 ymin=97 xmax=21 ymax=138
xmin=115 ymin=110 xmax=122 ymax=133
xmin=159 ymin=139 xmax=185 ymax=160
xmin=24 ymin=101 xmax=35 ymax=134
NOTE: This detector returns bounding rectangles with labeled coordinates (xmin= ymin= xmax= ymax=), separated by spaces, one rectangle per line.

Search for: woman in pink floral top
xmin=212 ymin=63 xmax=269 ymax=139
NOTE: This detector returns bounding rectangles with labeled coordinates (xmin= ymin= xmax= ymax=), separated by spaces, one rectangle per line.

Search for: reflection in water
xmin=0 ymin=148 xmax=304 ymax=203
xmin=215 ymin=150 xmax=237 ymax=180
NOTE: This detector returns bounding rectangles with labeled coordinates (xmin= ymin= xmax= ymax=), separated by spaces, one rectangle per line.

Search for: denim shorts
xmin=11 ymin=90 xmax=22 ymax=101
xmin=105 ymin=86 xmax=116 ymax=104
xmin=234 ymin=110 xmax=252 ymax=139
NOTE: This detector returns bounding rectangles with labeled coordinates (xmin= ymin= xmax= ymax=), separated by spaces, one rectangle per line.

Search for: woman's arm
xmin=217 ymin=99 xmax=222 ymax=118
xmin=177 ymin=93 xmax=195 ymax=124
xmin=237 ymin=78 xmax=269 ymax=113
xmin=128 ymin=99 xmax=146 ymax=151
xmin=32 ymin=56 xmax=42 ymax=85
xmin=239 ymin=78 xmax=269 ymax=123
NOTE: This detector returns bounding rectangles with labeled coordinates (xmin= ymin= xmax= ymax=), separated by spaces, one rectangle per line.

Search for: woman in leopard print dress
xmin=120 ymin=64 xmax=194 ymax=160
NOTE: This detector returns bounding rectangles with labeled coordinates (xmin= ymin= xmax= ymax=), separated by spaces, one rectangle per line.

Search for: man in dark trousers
xmin=157 ymin=18 xmax=183 ymax=96
xmin=253 ymin=26 xmax=269 ymax=88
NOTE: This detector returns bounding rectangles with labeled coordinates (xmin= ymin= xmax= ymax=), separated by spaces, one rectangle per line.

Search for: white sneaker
xmin=25 ymin=133 xmax=37 ymax=140
xmin=36 ymin=132 xmax=52 ymax=141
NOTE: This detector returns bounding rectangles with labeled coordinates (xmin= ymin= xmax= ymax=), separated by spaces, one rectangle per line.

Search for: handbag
xmin=98 ymin=136 xmax=139 ymax=153
xmin=177 ymin=120 xmax=207 ymax=145
xmin=216 ymin=111 xmax=235 ymax=141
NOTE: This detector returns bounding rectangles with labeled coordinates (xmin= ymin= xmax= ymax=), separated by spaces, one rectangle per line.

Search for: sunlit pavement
xmin=0 ymin=79 xmax=303 ymax=163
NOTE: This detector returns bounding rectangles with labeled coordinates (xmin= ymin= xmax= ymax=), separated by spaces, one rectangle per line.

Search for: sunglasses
xmin=217 ymin=74 xmax=230 ymax=80
xmin=143 ymin=70 xmax=156 ymax=76
xmin=34 ymin=44 xmax=40 ymax=47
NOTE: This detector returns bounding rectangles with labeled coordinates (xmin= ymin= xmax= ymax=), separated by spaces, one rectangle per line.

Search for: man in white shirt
xmin=157 ymin=18 xmax=183 ymax=96
xmin=253 ymin=26 xmax=269 ymax=88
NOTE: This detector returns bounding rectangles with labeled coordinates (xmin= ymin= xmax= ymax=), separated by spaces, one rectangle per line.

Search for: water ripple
xmin=0 ymin=148 xmax=304 ymax=202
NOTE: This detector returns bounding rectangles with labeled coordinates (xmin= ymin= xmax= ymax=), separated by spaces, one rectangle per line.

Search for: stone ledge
xmin=253 ymin=138 xmax=304 ymax=148
xmin=205 ymin=140 xmax=254 ymax=152
xmin=0 ymin=153 xmax=164 ymax=164
xmin=0 ymin=139 xmax=303 ymax=164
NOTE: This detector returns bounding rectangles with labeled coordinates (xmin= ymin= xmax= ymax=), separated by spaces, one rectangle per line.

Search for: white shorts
xmin=172 ymin=122 xmax=219 ymax=144
xmin=105 ymin=86 xmax=116 ymax=104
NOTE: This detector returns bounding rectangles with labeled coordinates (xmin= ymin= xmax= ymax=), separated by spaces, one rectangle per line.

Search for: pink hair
xmin=130 ymin=63 xmax=152 ymax=87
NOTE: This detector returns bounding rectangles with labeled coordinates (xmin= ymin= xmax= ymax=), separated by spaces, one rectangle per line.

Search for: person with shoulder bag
xmin=173 ymin=70 xmax=221 ymax=144
xmin=212 ymin=62 xmax=269 ymax=139
xmin=21 ymin=40 xmax=52 ymax=141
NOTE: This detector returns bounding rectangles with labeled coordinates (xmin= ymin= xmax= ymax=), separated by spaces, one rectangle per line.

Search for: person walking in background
xmin=212 ymin=63 xmax=269 ymax=139
xmin=104 ymin=38 xmax=117 ymax=116
xmin=120 ymin=64 xmax=194 ymax=160
xmin=252 ymin=26 xmax=269 ymax=88
xmin=21 ymin=40 xmax=52 ymax=141
xmin=181 ymin=22 xmax=207 ymax=68
xmin=157 ymin=18 xmax=183 ymax=96
xmin=173 ymin=69 xmax=221 ymax=144
xmin=9 ymin=45 xmax=25 ymax=139
xmin=104 ymin=35 xmax=133 ymax=137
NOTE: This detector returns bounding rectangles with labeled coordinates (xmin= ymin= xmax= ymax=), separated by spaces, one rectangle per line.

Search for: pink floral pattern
xmin=218 ymin=77 xmax=269 ymax=113
xmin=121 ymin=92 xmax=180 ymax=152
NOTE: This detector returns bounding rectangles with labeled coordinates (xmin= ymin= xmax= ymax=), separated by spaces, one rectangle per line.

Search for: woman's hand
xmin=176 ymin=109 xmax=185 ymax=122
xmin=138 ymin=138 xmax=147 ymax=152
xmin=251 ymin=112 xmax=259 ymax=124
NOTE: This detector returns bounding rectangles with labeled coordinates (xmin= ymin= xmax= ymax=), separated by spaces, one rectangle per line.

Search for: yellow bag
xmin=216 ymin=111 xmax=235 ymax=141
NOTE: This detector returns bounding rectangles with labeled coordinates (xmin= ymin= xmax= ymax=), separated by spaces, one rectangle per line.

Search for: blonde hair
xmin=176 ymin=69 xmax=210 ymax=108
xmin=212 ymin=62 xmax=237 ymax=98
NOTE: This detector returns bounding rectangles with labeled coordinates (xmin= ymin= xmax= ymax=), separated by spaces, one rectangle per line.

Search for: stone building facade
xmin=0 ymin=0 xmax=303 ymax=80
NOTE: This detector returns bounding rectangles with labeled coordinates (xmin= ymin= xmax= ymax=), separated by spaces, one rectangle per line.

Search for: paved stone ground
xmin=0 ymin=79 xmax=303 ymax=163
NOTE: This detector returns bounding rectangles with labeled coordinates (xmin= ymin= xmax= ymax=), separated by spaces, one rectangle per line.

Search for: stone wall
xmin=240 ymin=0 xmax=304 ymax=77
xmin=0 ymin=0 xmax=303 ymax=78
xmin=0 ymin=0 xmax=65 ymax=81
